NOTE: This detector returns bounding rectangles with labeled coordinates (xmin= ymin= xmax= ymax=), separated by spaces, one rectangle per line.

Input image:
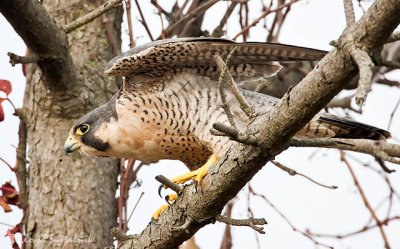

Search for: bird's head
xmin=64 ymin=99 xmax=118 ymax=157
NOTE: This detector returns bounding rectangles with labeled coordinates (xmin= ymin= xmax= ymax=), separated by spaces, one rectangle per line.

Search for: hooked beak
xmin=64 ymin=135 xmax=80 ymax=155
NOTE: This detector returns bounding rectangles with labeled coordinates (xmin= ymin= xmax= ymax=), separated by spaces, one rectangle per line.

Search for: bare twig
xmin=211 ymin=2 xmax=238 ymax=37
xmin=327 ymin=94 xmax=361 ymax=113
xmin=249 ymin=186 xmax=334 ymax=249
xmin=133 ymin=0 xmax=154 ymax=41
xmin=155 ymin=175 xmax=183 ymax=194
xmin=124 ymin=0 xmax=135 ymax=48
xmin=100 ymin=0 xmax=121 ymax=54
xmin=63 ymin=0 xmax=122 ymax=33
xmin=378 ymin=60 xmax=400 ymax=69
xmin=350 ymin=47 xmax=375 ymax=110
xmin=215 ymin=214 xmax=267 ymax=234
xmin=214 ymin=54 xmax=255 ymax=117
xmin=340 ymin=151 xmax=391 ymax=249
xmin=388 ymin=31 xmax=400 ymax=43
xmin=291 ymin=138 xmax=400 ymax=166
xmin=388 ymin=97 xmax=400 ymax=130
xmin=232 ymin=0 xmax=300 ymax=40
xmin=211 ymin=123 xmax=258 ymax=145
xmin=219 ymin=200 xmax=234 ymax=249
xmin=0 ymin=157 xmax=14 ymax=172
xmin=271 ymin=160 xmax=338 ymax=189
xmin=253 ymin=78 xmax=270 ymax=93
xmin=308 ymin=216 xmax=400 ymax=239
xmin=343 ymin=0 xmax=356 ymax=26
xmin=154 ymin=0 xmax=165 ymax=39
xmin=126 ymin=192 xmax=144 ymax=225
xmin=218 ymin=48 xmax=238 ymax=128
xmin=161 ymin=0 xmax=221 ymax=39
xmin=7 ymin=52 xmax=39 ymax=66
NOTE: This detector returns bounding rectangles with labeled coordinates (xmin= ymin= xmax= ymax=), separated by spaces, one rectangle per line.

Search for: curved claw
xmin=165 ymin=195 xmax=171 ymax=205
xmin=158 ymin=184 xmax=164 ymax=198
xmin=194 ymin=180 xmax=198 ymax=193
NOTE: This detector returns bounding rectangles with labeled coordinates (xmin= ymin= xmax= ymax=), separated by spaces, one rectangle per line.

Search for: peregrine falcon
xmin=63 ymin=37 xmax=390 ymax=219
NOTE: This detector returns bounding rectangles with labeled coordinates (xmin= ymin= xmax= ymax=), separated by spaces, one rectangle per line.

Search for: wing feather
xmin=105 ymin=37 xmax=327 ymax=77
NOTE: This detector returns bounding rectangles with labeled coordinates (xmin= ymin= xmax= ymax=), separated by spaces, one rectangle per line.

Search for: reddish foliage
xmin=0 ymin=79 xmax=12 ymax=96
xmin=0 ymin=103 xmax=4 ymax=122
xmin=0 ymin=79 xmax=13 ymax=122
xmin=5 ymin=222 xmax=23 ymax=249
xmin=0 ymin=182 xmax=20 ymax=212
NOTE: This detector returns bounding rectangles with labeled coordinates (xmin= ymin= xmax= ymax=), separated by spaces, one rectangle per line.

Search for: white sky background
xmin=1 ymin=0 xmax=400 ymax=248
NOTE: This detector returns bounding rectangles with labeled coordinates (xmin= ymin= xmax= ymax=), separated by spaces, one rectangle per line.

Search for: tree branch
xmin=215 ymin=214 xmax=267 ymax=234
xmin=0 ymin=0 xmax=78 ymax=87
xmin=64 ymin=0 xmax=122 ymax=33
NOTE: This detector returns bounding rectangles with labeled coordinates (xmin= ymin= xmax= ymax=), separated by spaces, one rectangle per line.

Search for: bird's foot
xmin=165 ymin=154 xmax=219 ymax=192
xmin=151 ymin=194 xmax=178 ymax=222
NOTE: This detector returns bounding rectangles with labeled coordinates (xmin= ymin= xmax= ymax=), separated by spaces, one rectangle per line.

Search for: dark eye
xmin=76 ymin=124 xmax=90 ymax=135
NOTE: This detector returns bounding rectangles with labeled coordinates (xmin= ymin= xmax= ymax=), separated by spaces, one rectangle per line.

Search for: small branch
xmin=124 ymin=0 xmax=135 ymax=48
xmin=101 ymin=9 xmax=121 ymax=54
xmin=0 ymin=157 xmax=14 ymax=172
xmin=161 ymin=0 xmax=221 ymax=39
xmin=290 ymin=138 xmax=400 ymax=166
xmin=232 ymin=0 xmax=300 ymax=40
xmin=218 ymin=48 xmax=239 ymax=128
xmin=211 ymin=2 xmax=238 ymax=37
xmin=350 ymin=47 xmax=374 ymax=109
xmin=327 ymin=94 xmax=361 ymax=114
xmin=212 ymin=123 xmax=258 ymax=146
xmin=153 ymin=0 xmax=165 ymax=39
xmin=340 ymin=151 xmax=391 ymax=249
xmin=7 ymin=52 xmax=39 ymax=66
xmin=134 ymin=0 xmax=154 ymax=41
xmin=254 ymin=78 xmax=270 ymax=93
xmin=343 ymin=0 xmax=356 ymax=26
xmin=378 ymin=60 xmax=400 ymax=69
xmin=171 ymin=218 xmax=193 ymax=233
xmin=214 ymin=54 xmax=255 ymax=118
xmin=215 ymin=214 xmax=267 ymax=234
xmin=63 ymin=0 xmax=122 ymax=33
xmin=387 ymin=97 xmax=400 ymax=130
xmin=126 ymin=192 xmax=144 ymax=225
xmin=155 ymin=175 xmax=183 ymax=194
xmin=249 ymin=186 xmax=334 ymax=248
xmin=388 ymin=31 xmax=400 ymax=43
xmin=271 ymin=160 xmax=338 ymax=189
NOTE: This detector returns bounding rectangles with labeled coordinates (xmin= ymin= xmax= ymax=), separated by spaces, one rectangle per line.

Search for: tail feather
xmin=295 ymin=114 xmax=391 ymax=140
xmin=318 ymin=115 xmax=391 ymax=140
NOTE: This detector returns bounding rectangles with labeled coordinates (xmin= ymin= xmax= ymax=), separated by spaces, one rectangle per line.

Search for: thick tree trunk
xmin=21 ymin=1 xmax=122 ymax=248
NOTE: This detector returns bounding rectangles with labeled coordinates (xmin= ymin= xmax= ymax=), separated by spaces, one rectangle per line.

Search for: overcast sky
xmin=1 ymin=1 xmax=400 ymax=248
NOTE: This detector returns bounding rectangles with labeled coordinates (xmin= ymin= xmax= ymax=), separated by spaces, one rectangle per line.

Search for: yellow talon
xmin=168 ymin=154 xmax=218 ymax=187
xmin=152 ymin=204 xmax=169 ymax=220
xmin=152 ymin=194 xmax=178 ymax=220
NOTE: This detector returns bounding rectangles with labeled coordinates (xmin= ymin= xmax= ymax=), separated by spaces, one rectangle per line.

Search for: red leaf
xmin=0 ymin=79 xmax=12 ymax=96
xmin=0 ymin=104 xmax=4 ymax=122
xmin=6 ymin=227 xmax=21 ymax=249
xmin=0 ymin=182 xmax=20 ymax=208
xmin=0 ymin=196 xmax=12 ymax=212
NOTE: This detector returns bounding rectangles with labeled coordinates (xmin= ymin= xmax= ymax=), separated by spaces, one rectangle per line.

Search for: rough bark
xmin=0 ymin=0 xmax=123 ymax=248
xmin=118 ymin=0 xmax=400 ymax=248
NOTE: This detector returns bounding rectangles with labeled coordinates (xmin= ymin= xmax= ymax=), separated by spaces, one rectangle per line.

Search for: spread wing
xmin=105 ymin=37 xmax=327 ymax=80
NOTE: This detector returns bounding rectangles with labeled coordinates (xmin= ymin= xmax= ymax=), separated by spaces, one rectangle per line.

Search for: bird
xmin=63 ymin=37 xmax=390 ymax=220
